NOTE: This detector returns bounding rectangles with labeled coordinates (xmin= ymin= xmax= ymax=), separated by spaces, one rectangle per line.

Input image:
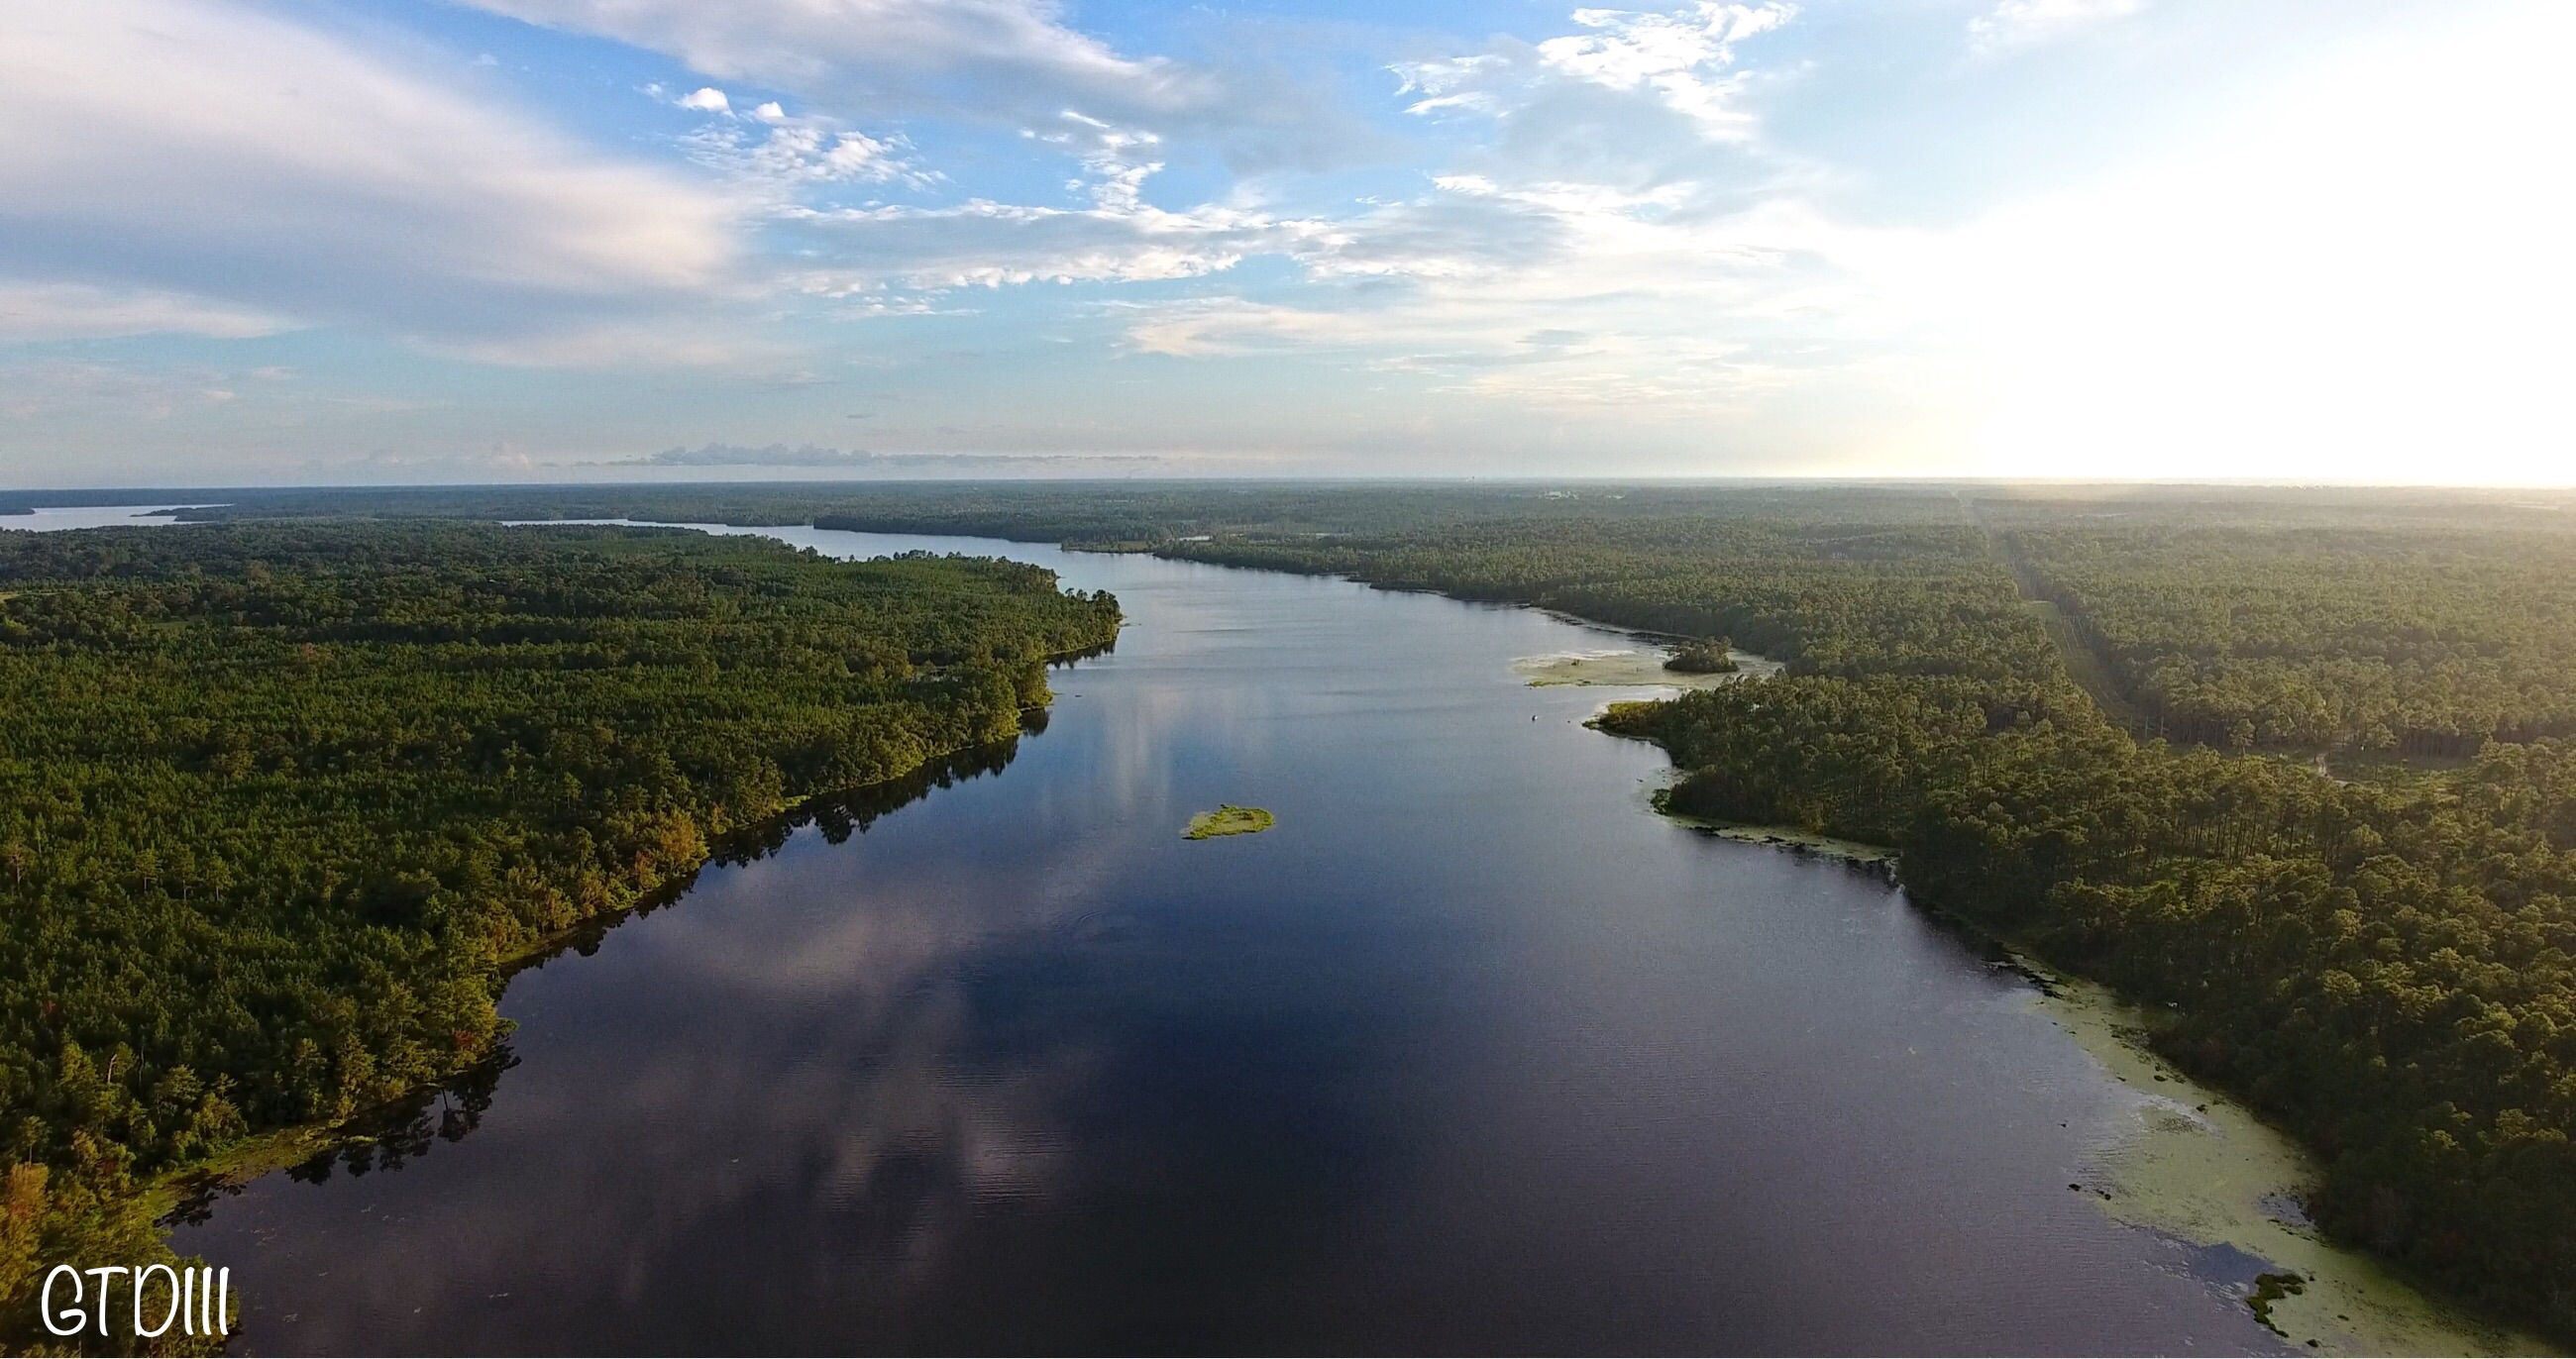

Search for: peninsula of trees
xmin=0 ymin=521 xmax=1120 ymax=1346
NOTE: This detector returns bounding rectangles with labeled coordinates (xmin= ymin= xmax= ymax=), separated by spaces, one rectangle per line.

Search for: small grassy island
xmin=1183 ymin=804 xmax=1275 ymax=839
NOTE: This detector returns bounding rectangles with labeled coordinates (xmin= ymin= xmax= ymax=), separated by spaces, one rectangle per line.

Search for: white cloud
xmin=0 ymin=0 xmax=738 ymax=350
xmin=0 ymin=281 xmax=287 ymax=342
xmin=730 ymin=0 xmax=1909 ymax=438
xmin=1120 ymin=185 xmax=1880 ymax=413
xmin=1968 ymin=0 xmax=2148 ymax=53
xmin=773 ymin=108 xmax=1317 ymax=289
xmin=785 ymin=196 xmax=1294 ymax=291
xmin=1534 ymin=3 xmax=1793 ymax=138
xmin=1076 ymin=4 xmax=1851 ymax=416
xmin=685 ymin=114 xmax=929 ymax=193
xmin=0 ymin=359 xmax=243 ymax=422
xmin=425 ymin=323 xmax=791 ymax=370
xmin=608 ymin=0 xmax=1848 ymax=422
xmin=1396 ymin=3 xmax=1792 ymax=148
xmin=470 ymin=0 xmax=1206 ymax=129
xmin=463 ymin=0 xmax=1367 ymax=173
xmin=423 ymin=0 xmax=1382 ymax=320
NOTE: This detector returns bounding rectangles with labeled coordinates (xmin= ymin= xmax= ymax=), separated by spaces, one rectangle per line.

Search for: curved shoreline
xmin=2028 ymin=964 xmax=2553 ymax=1356
xmin=136 ymin=707 xmax=1085 ymax=1243
xmin=1606 ymin=691 xmax=2550 ymax=1354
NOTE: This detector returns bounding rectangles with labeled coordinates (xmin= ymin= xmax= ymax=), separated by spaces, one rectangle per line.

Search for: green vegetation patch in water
xmin=2249 ymin=1271 xmax=2309 ymax=1336
xmin=1648 ymin=803 xmax=1897 ymax=866
xmin=1183 ymin=804 xmax=1275 ymax=839
xmin=2030 ymin=967 xmax=2555 ymax=1357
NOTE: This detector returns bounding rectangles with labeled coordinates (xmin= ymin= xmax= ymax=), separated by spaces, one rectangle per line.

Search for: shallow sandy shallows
xmin=1514 ymin=646 xmax=1782 ymax=688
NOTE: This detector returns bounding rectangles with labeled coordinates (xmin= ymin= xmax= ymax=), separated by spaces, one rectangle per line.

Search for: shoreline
xmin=1639 ymin=788 xmax=2551 ymax=1354
xmin=1592 ymin=698 xmax=2551 ymax=1354
xmin=131 ymin=689 xmax=1092 ymax=1247
xmin=1651 ymin=804 xmax=1898 ymax=867
xmin=2022 ymin=958 xmax=2553 ymax=1356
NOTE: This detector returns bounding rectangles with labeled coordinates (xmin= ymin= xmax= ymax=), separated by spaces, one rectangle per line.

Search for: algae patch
xmin=2031 ymin=965 xmax=2554 ymax=1357
xmin=1637 ymin=784 xmax=1896 ymax=867
xmin=1660 ymin=812 xmax=1894 ymax=867
xmin=1183 ymin=804 xmax=1274 ymax=840
xmin=2249 ymin=1271 xmax=2309 ymax=1336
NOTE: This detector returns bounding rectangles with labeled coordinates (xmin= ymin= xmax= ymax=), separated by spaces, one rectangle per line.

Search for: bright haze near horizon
xmin=1 ymin=0 xmax=2568 ymax=488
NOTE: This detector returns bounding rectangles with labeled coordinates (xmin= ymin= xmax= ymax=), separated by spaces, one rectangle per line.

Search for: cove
xmin=169 ymin=528 xmax=2398 ymax=1354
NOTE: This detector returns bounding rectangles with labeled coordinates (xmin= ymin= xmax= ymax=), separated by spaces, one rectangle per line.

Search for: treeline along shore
xmin=0 ymin=520 xmax=1120 ymax=1350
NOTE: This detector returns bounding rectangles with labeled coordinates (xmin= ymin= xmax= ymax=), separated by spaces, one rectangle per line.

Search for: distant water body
xmin=154 ymin=525 xmax=2303 ymax=1354
xmin=0 ymin=504 xmax=189 ymax=531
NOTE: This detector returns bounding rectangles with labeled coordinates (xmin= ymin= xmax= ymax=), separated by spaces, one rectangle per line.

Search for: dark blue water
xmin=173 ymin=528 xmax=2286 ymax=1355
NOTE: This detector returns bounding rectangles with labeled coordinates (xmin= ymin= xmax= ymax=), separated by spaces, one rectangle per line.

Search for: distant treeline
xmin=143 ymin=479 xmax=2576 ymax=758
xmin=149 ymin=479 xmax=1980 ymax=540
xmin=0 ymin=521 xmax=1119 ymax=1349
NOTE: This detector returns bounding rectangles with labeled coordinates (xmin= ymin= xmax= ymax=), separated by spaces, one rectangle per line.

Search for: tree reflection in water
xmin=160 ymin=734 xmax=1032 ymax=1225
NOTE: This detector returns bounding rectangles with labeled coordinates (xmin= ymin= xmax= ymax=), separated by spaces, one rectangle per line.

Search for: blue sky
xmin=1 ymin=0 xmax=2568 ymax=485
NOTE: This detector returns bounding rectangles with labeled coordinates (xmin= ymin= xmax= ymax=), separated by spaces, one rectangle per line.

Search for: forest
xmin=1995 ymin=520 xmax=2576 ymax=754
xmin=0 ymin=520 xmax=1120 ymax=1350
xmin=16 ymin=480 xmax=2576 ymax=1342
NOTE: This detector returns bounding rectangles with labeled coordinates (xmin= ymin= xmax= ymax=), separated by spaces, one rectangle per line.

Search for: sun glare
xmin=1955 ymin=3 xmax=2574 ymax=484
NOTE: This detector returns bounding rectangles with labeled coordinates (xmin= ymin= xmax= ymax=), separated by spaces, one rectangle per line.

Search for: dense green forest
xmin=0 ymin=521 xmax=1119 ymax=1350
xmin=1994 ymin=521 xmax=2576 ymax=754
xmin=1663 ymin=639 xmax=1736 ymax=675
xmin=23 ymin=480 xmax=2576 ymax=1341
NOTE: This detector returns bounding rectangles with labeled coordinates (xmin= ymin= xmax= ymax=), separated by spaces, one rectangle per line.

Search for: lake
xmin=170 ymin=526 xmax=2298 ymax=1354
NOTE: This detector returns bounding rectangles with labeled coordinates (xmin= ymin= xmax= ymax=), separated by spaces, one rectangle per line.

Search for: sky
xmin=0 ymin=0 xmax=2569 ymax=486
